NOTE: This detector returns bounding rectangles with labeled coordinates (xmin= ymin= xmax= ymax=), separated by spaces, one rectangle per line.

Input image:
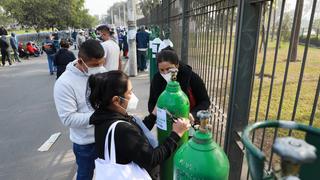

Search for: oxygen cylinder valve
xmin=169 ymin=68 xmax=178 ymax=81
xmin=196 ymin=110 xmax=211 ymax=133
xmin=272 ymin=137 xmax=317 ymax=179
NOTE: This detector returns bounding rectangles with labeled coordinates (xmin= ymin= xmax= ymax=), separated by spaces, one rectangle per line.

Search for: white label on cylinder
xmin=156 ymin=107 xmax=167 ymax=130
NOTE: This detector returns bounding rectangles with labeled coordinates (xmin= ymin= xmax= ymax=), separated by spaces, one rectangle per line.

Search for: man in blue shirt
xmin=10 ymin=33 xmax=21 ymax=62
xmin=136 ymin=26 xmax=149 ymax=72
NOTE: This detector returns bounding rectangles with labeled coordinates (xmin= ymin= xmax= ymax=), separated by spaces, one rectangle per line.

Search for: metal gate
xmin=138 ymin=0 xmax=320 ymax=179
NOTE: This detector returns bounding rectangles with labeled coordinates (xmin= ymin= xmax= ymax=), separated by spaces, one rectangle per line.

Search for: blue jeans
xmin=47 ymin=54 xmax=55 ymax=73
xmin=73 ymin=143 xmax=97 ymax=180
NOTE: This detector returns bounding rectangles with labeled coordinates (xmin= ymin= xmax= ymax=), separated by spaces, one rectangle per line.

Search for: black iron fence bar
xmin=186 ymin=0 xmax=221 ymax=14
xmin=181 ymin=0 xmax=190 ymax=64
xmin=222 ymin=7 xmax=235 ymax=146
xmin=186 ymin=3 xmax=237 ymax=18
xmin=185 ymin=0 xmax=235 ymax=16
xmin=201 ymin=1 xmax=208 ymax=81
xmin=289 ymin=0 xmax=318 ymax=136
xmin=249 ymin=0 xmax=273 ymax=3
xmin=259 ymin=0 xmax=286 ymax=151
xmin=205 ymin=9 xmax=213 ymax=88
xmin=194 ymin=1 xmax=201 ymax=74
xmin=205 ymin=3 xmax=213 ymax=86
xmin=190 ymin=11 xmax=195 ymax=69
xmin=212 ymin=6 xmax=220 ymax=138
xmin=224 ymin=0 xmax=262 ymax=179
xmin=168 ymin=13 xmax=182 ymax=21
xmin=216 ymin=6 xmax=225 ymax=142
xmin=219 ymin=7 xmax=231 ymax=146
xmin=208 ymin=6 xmax=218 ymax=99
xmin=310 ymin=75 xmax=320 ymax=126
xmin=251 ymin=0 xmax=273 ymax=143
xmin=194 ymin=4 xmax=200 ymax=73
xmin=196 ymin=4 xmax=202 ymax=74
xmin=216 ymin=7 xmax=225 ymax=143
xmin=199 ymin=0 xmax=207 ymax=79
xmin=268 ymin=0 xmax=302 ymax=170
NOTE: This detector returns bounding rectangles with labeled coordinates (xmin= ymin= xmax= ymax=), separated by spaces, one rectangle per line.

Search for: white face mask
xmin=119 ymin=93 xmax=139 ymax=112
xmin=81 ymin=60 xmax=106 ymax=76
xmin=161 ymin=72 xmax=172 ymax=83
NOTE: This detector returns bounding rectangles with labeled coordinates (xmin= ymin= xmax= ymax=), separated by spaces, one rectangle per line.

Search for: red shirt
xmin=26 ymin=44 xmax=36 ymax=53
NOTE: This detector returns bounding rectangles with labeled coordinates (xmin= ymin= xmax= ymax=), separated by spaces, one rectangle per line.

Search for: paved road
xmin=0 ymin=57 xmax=75 ymax=180
xmin=0 ymin=53 xmax=153 ymax=180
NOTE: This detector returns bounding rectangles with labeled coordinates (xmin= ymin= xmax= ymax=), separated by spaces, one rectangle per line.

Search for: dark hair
xmin=78 ymin=39 xmax=104 ymax=60
xmin=96 ymin=24 xmax=114 ymax=35
xmin=156 ymin=46 xmax=179 ymax=65
xmin=88 ymin=71 xmax=129 ymax=110
xmin=60 ymin=39 xmax=70 ymax=48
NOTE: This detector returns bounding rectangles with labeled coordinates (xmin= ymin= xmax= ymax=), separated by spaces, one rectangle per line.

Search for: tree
xmin=282 ymin=12 xmax=292 ymax=42
xmin=313 ymin=18 xmax=320 ymax=39
xmin=1 ymin=0 xmax=97 ymax=32
xmin=290 ymin=0 xmax=304 ymax=62
xmin=0 ymin=7 xmax=15 ymax=27
xmin=138 ymin=0 xmax=160 ymax=16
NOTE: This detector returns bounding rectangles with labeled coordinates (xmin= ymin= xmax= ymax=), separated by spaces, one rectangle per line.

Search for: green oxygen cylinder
xmin=174 ymin=110 xmax=230 ymax=180
xmin=156 ymin=68 xmax=190 ymax=180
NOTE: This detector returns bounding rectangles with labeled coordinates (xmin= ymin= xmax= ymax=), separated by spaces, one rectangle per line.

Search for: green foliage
xmin=139 ymin=0 xmax=160 ymax=16
xmin=0 ymin=7 xmax=15 ymax=27
xmin=1 ymin=0 xmax=97 ymax=31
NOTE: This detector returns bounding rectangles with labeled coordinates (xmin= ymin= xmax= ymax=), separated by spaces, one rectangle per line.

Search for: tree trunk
xmin=259 ymin=4 xmax=266 ymax=53
xmin=290 ymin=0 xmax=304 ymax=62
xmin=271 ymin=0 xmax=276 ymax=41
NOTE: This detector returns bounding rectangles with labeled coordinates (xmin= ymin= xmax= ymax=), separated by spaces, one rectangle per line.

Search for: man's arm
xmin=118 ymin=53 xmax=122 ymax=70
xmin=53 ymin=80 xmax=93 ymax=128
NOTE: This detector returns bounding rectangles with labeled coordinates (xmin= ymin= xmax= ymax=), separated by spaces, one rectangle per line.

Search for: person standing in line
xmin=43 ymin=36 xmax=56 ymax=75
xmin=53 ymin=39 xmax=76 ymax=79
xmin=136 ymin=26 xmax=149 ymax=72
xmin=0 ymin=35 xmax=12 ymax=66
xmin=53 ymin=39 xmax=106 ymax=180
xmin=52 ymin=33 xmax=61 ymax=52
xmin=96 ymin=24 xmax=121 ymax=71
xmin=72 ymin=30 xmax=78 ymax=50
xmin=88 ymin=70 xmax=190 ymax=179
xmin=76 ymin=30 xmax=86 ymax=49
xmin=122 ymin=31 xmax=129 ymax=59
xmin=9 ymin=33 xmax=21 ymax=63
xmin=148 ymin=47 xmax=210 ymax=125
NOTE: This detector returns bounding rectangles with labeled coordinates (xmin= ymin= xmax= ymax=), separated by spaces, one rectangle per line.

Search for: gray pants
xmin=12 ymin=48 xmax=21 ymax=62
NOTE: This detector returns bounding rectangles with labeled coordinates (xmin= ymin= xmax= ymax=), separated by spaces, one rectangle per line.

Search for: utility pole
xmin=123 ymin=3 xmax=126 ymax=26
xmin=118 ymin=6 xmax=121 ymax=26
xmin=127 ymin=0 xmax=137 ymax=76
xmin=111 ymin=8 xmax=114 ymax=25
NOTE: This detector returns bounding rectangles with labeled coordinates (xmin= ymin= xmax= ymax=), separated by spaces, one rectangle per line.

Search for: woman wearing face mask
xmin=148 ymin=46 xmax=210 ymax=123
xmin=88 ymin=71 xmax=190 ymax=178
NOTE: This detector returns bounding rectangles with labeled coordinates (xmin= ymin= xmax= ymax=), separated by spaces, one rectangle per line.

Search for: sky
xmin=85 ymin=0 xmax=126 ymax=16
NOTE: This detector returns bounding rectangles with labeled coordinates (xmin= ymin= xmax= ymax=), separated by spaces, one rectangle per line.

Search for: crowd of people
xmin=2 ymin=24 xmax=211 ymax=179
xmin=51 ymin=23 xmax=210 ymax=180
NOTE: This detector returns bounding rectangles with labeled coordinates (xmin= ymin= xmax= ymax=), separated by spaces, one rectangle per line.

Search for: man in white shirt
xmin=76 ymin=30 xmax=86 ymax=48
xmin=96 ymin=24 xmax=121 ymax=71
xmin=53 ymin=39 xmax=106 ymax=180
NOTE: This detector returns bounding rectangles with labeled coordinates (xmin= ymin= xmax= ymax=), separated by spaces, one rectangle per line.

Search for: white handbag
xmin=95 ymin=120 xmax=152 ymax=180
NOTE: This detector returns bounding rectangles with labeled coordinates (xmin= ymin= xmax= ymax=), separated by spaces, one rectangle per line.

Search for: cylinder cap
xmin=273 ymin=137 xmax=317 ymax=164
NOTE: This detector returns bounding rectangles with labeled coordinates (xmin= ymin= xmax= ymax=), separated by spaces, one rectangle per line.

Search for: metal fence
xmin=138 ymin=0 xmax=320 ymax=179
